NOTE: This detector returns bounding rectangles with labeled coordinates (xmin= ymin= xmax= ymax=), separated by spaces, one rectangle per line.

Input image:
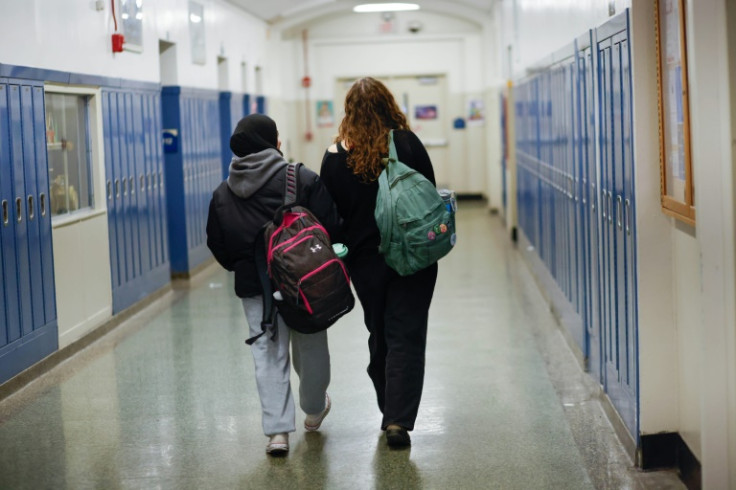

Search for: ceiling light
xmin=353 ymin=3 xmax=420 ymax=13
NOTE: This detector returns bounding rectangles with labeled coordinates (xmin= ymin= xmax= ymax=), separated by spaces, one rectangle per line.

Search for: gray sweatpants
xmin=241 ymin=296 xmax=330 ymax=436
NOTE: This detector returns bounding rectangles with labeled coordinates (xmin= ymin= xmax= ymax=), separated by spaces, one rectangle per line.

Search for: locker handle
xmin=27 ymin=195 xmax=34 ymax=221
xmin=625 ymin=199 xmax=631 ymax=236
xmin=140 ymin=175 xmax=145 ymax=192
xmin=591 ymin=183 xmax=596 ymax=212
xmin=40 ymin=193 xmax=46 ymax=217
xmin=107 ymin=180 xmax=112 ymax=200
xmin=123 ymin=178 xmax=127 ymax=196
xmin=148 ymin=173 xmax=153 ymax=190
xmin=601 ymin=189 xmax=606 ymax=219
xmin=568 ymin=175 xmax=574 ymax=200
xmin=129 ymin=177 xmax=135 ymax=195
xmin=2 ymin=200 xmax=7 ymax=225
xmin=616 ymin=195 xmax=622 ymax=230
xmin=607 ymin=192 xmax=613 ymax=225
xmin=115 ymin=179 xmax=121 ymax=198
xmin=16 ymin=197 xmax=22 ymax=223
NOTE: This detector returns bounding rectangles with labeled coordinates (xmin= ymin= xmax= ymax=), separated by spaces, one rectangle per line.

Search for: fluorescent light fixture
xmin=353 ymin=3 xmax=420 ymax=13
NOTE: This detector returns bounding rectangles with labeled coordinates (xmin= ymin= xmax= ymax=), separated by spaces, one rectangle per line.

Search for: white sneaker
xmin=266 ymin=433 xmax=289 ymax=455
xmin=304 ymin=393 xmax=331 ymax=432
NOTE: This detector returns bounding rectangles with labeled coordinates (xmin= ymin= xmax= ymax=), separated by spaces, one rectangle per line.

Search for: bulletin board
xmin=655 ymin=0 xmax=695 ymax=225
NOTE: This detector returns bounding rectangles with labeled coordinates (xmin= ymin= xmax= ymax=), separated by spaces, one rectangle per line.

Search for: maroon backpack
xmin=247 ymin=163 xmax=354 ymax=344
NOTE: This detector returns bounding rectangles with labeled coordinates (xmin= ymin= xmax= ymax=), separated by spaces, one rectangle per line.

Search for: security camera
xmin=408 ymin=20 xmax=423 ymax=33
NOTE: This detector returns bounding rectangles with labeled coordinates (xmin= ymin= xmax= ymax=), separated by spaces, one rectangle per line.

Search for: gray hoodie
xmin=227 ymin=148 xmax=287 ymax=199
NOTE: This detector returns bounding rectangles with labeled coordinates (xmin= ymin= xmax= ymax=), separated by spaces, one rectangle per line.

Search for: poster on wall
xmin=317 ymin=100 xmax=334 ymax=127
xmin=467 ymin=99 xmax=485 ymax=125
xmin=414 ymin=105 xmax=437 ymax=120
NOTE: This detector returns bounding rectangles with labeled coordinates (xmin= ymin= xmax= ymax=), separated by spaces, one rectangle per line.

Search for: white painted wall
xmin=687 ymin=1 xmax=736 ymax=486
xmin=0 ymin=0 xmax=270 ymax=92
xmin=497 ymin=0 xmax=630 ymax=79
xmin=270 ymin=10 xmax=492 ymax=196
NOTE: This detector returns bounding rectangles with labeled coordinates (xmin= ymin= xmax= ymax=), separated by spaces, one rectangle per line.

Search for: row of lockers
xmin=0 ymin=79 xmax=59 ymax=382
xmin=511 ymin=11 xmax=639 ymax=439
xmin=1 ymin=65 xmax=263 ymax=384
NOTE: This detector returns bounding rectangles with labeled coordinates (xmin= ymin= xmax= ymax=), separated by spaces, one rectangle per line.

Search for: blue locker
xmin=596 ymin=11 xmax=638 ymax=439
xmin=31 ymin=85 xmax=56 ymax=326
xmin=103 ymin=87 xmax=170 ymax=313
xmin=243 ymin=94 xmax=252 ymax=117
xmin=0 ymin=83 xmax=20 ymax=345
xmin=7 ymin=84 xmax=34 ymax=338
xmin=576 ymin=32 xmax=602 ymax=378
xmin=0 ymin=78 xmax=57 ymax=385
xmin=255 ymin=95 xmax=266 ymax=114
xmin=20 ymin=85 xmax=45 ymax=332
xmin=162 ymin=87 xmax=220 ymax=276
xmin=102 ymin=92 xmax=121 ymax=293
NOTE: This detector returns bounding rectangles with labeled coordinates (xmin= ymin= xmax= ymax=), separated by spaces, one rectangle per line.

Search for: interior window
xmin=45 ymin=93 xmax=92 ymax=217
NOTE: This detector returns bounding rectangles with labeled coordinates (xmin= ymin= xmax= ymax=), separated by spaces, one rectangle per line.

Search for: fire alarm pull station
xmin=112 ymin=33 xmax=125 ymax=53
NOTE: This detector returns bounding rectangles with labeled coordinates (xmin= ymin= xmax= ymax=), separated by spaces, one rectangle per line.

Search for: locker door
xmin=153 ymin=92 xmax=168 ymax=268
xmin=596 ymin=11 xmax=637 ymax=438
xmin=132 ymin=94 xmax=151 ymax=278
xmin=579 ymin=40 xmax=603 ymax=380
xmin=102 ymin=91 xmax=121 ymax=292
xmin=32 ymin=85 xmax=56 ymax=326
xmin=0 ymin=82 xmax=21 ymax=344
xmin=612 ymin=37 xmax=628 ymax=398
xmin=7 ymin=84 xmax=34 ymax=337
xmin=622 ymin=36 xmax=638 ymax=395
xmin=16 ymin=85 xmax=46 ymax=333
xmin=598 ymin=40 xmax=617 ymax=398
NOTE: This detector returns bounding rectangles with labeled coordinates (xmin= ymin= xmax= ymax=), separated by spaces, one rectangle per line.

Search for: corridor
xmin=0 ymin=202 xmax=684 ymax=489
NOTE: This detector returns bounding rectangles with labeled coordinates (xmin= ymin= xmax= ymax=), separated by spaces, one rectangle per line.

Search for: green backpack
xmin=375 ymin=130 xmax=457 ymax=276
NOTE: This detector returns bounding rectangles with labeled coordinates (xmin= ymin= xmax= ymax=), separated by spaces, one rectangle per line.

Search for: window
xmin=45 ymin=93 xmax=93 ymax=217
xmin=121 ymin=0 xmax=144 ymax=52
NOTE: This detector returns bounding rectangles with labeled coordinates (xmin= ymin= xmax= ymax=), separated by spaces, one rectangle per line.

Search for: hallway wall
xmin=498 ymin=0 xmax=736 ymax=486
xmin=266 ymin=10 xmax=499 ymax=201
xmin=0 ymin=0 xmax=269 ymax=91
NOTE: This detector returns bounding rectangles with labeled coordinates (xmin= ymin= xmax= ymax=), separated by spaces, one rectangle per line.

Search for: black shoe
xmin=385 ymin=425 xmax=411 ymax=447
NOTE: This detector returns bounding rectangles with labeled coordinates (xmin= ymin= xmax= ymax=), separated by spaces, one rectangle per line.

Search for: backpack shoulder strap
xmin=283 ymin=163 xmax=302 ymax=206
xmin=245 ymin=228 xmax=278 ymax=345
xmin=387 ymin=130 xmax=399 ymax=163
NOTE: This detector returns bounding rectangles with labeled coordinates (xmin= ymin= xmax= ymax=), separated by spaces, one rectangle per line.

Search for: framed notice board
xmin=655 ymin=0 xmax=695 ymax=225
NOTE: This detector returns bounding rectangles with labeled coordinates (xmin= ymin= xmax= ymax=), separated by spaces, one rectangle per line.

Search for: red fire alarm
xmin=301 ymin=76 xmax=311 ymax=88
xmin=112 ymin=33 xmax=125 ymax=53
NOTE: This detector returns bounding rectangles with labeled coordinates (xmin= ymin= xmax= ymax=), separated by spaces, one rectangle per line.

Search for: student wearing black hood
xmin=206 ymin=114 xmax=340 ymax=455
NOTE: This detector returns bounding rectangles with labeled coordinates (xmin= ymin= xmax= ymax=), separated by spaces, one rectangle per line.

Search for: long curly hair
xmin=337 ymin=77 xmax=410 ymax=182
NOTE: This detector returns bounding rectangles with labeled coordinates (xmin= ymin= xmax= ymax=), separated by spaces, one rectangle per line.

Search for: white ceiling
xmin=224 ymin=0 xmax=497 ymax=25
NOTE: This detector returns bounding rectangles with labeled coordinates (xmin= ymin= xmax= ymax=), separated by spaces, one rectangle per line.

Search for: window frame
xmin=654 ymin=0 xmax=695 ymax=225
xmin=44 ymin=85 xmax=106 ymax=228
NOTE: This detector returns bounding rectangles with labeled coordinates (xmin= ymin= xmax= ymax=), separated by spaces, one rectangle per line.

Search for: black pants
xmin=349 ymin=254 xmax=438 ymax=431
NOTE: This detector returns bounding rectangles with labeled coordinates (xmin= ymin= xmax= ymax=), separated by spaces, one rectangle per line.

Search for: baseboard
xmin=456 ymin=193 xmax=483 ymax=200
xmin=639 ymin=433 xmax=701 ymax=489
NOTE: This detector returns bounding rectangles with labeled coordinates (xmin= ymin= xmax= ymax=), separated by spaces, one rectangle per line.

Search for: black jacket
xmin=319 ymin=130 xmax=435 ymax=264
xmin=206 ymin=148 xmax=341 ymax=298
